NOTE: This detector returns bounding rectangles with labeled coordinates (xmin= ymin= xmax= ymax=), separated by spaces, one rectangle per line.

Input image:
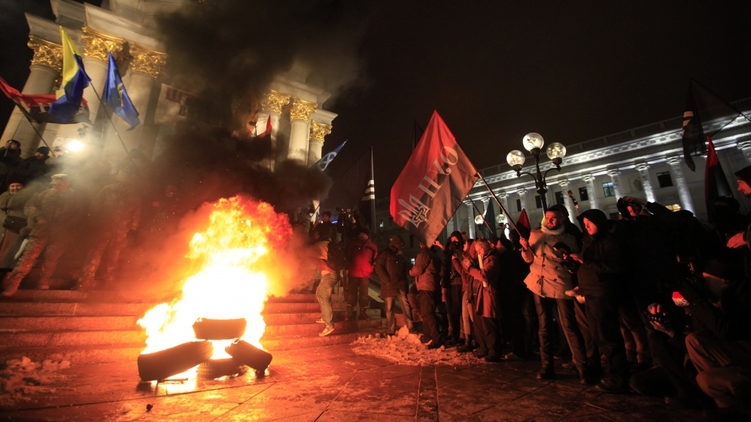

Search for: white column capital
xmin=666 ymin=156 xmax=683 ymax=167
xmin=582 ymin=173 xmax=594 ymax=182
xmin=517 ymin=187 xmax=526 ymax=195
xmin=498 ymin=190 xmax=508 ymax=199
xmin=606 ymin=168 xmax=620 ymax=177
xmin=635 ymin=161 xmax=650 ymax=172
xmin=557 ymin=177 xmax=570 ymax=187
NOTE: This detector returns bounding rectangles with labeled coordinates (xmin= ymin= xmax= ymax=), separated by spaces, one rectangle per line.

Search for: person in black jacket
xmin=569 ymin=209 xmax=629 ymax=391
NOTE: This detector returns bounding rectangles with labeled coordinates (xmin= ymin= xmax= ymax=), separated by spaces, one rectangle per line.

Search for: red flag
xmin=704 ymin=137 xmax=732 ymax=223
xmin=390 ymin=111 xmax=478 ymax=245
xmin=1 ymin=76 xmax=89 ymax=124
xmin=516 ymin=208 xmax=531 ymax=232
xmin=258 ymin=115 xmax=272 ymax=138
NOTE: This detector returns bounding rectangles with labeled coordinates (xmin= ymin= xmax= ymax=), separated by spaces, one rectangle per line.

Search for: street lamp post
xmin=506 ymin=132 xmax=566 ymax=210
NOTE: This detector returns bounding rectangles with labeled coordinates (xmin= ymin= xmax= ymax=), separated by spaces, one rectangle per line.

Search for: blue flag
xmin=48 ymin=27 xmax=90 ymax=123
xmin=104 ymin=53 xmax=140 ymax=130
xmin=313 ymin=139 xmax=348 ymax=171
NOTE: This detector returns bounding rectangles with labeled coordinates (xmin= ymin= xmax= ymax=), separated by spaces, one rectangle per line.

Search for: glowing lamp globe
xmin=546 ymin=142 xmax=566 ymax=164
xmin=522 ymin=132 xmax=545 ymax=151
xmin=506 ymin=150 xmax=526 ymax=170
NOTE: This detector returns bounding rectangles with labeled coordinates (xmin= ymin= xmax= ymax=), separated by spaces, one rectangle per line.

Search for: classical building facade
xmin=374 ymin=98 xmax=751 ymax=248
xmin=1 ymin=0 xmax=336 ymax=168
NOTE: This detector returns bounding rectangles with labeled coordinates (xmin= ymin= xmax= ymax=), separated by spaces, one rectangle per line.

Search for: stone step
xmin=0 ymin=329 xmax=145 ymax=349
xmin=0 ymin=302 xmax=156 ymax=316
xmin=0 ymin=289 xmax=175 ymax=304
xmin=0 ymin=315 xmax=138 ymax=331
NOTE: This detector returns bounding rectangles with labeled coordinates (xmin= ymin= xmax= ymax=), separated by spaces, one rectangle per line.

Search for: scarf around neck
xmin=541 ymin=225 xmax=565 ymax=236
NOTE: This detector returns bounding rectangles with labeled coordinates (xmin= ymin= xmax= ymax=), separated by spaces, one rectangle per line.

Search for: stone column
xmin=465 ymin=201 xmax=475 ymax=240
xmin=737 ymin=139 xmax=751 ymax=165
xmin=260 ymin=89 xmax=291 ymax=170
xmin=667 ymin=156 xmax=695 ymax=212
xmin=606 ymin=168 xmax=625 ymax=199
xmin=55 ymin=27 xmax=126 ymax=150
xmin=119 ymin=43 xmax=166 ymax=158
xmin=517 ymin=187 xmax=528 ymax=211
xmin=1 ymin=35 xmax=62 ymax=157
xmin=582 ymin=174 xmax=598 ymax=210
xmin=498 ymin=190 xmax=510 ymax=235
xmin=308 ymin=120 xmax=332 ymax=165
xmin=286 ymin=97 xmax=317 ymax=163
xmin=635 ymin=161 xmax=656 ymax=203
xmin=557 ymin=178 xmax=576 ymax=223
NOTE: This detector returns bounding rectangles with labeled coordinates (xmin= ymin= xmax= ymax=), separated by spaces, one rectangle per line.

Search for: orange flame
xmin=138 ymin=196 xmax=292 ymax=357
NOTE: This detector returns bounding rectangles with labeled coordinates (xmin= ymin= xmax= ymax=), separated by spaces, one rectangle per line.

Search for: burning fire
xmin=138 ymin=196 xmax=293 ymax=358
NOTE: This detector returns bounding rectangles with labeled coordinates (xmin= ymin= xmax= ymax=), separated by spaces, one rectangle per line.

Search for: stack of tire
xmin=137 ymin=318 xmax=273 ymax=382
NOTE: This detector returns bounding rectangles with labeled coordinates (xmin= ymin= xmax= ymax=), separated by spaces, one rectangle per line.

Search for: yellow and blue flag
xmin=104 ymin=52 xmax=140 ymax=130
xmin=312 ymin=139 xmax=347 ymax=171
xmin=49 ymin=27 xmax=90 ymax=123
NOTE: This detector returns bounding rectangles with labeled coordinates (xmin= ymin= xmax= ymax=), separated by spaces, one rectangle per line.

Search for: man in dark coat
xmin=570 ymin=209 xmax=629 ymax=391
xmin=442 ymin=231 xmax=464 ymax=345
xmin=409 ymin=241 xmax=442 ymax=348
xmin=375 ymin=235 xmax=414 ymax=335
xmin=375 ymin=234 xmax=414 ymax=335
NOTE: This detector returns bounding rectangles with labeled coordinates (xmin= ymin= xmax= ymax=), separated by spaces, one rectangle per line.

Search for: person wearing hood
xmin=568 ymin=209 xmax=629 ymax=392
xmin=442 ymin=230 xmax=465 ymax=346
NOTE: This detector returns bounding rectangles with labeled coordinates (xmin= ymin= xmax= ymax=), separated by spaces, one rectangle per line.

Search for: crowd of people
xmin=309 ymin=167 xmax=751 ymax=419
xmin=0 ymin=139 xmax=179 ymax=297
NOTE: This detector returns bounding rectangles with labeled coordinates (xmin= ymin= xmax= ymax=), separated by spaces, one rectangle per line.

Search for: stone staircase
xmin=0 ymin=287 xmax=386 ymax=365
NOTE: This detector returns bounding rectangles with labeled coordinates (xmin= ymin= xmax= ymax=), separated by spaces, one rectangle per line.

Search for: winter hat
xmin=36 ymin=146 xmax=50 ymax=157
xmin=735 ymin=165 xmax=751 ymax=185
xmin=50 ymin=174 xmax=70 ymax=185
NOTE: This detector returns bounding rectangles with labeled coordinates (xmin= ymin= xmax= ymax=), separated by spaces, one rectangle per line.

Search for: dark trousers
xmin=586 ymin=295 xmax=629 ymax=385
xmin=499 ymin=285 xmax=526 ymax=357
xmin=475 ymin=316 xmax=501 ymax=357
xmin=346 ymin=276 xmax=370 ymax=310
xmin=575 ymin=299 xmax=599 ymax=368
xmin=644 ymin=330 xmax=702 ymax=399
xmin=418 ymin=290 xmax=440 ymax=343
xmin=521 ymin=290 xmax=538 ymax=356
xmin=535 ymin=295 xmax=587 ymax=371
xmin=445 ymin=284 xmax=462 ymax=341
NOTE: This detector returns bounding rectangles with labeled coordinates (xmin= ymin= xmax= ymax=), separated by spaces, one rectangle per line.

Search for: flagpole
xmin=476 ymin=172 xmax=522 ymax=237
xmin=14 ymin=99 xmax=53 ymax=150
xmin=369 ymin=145 xmax=377 ymax=234
xmin=467 ymin=196 xmax=493 ymax=235
xmin=88 ymin=83 xmax=136 ymax=168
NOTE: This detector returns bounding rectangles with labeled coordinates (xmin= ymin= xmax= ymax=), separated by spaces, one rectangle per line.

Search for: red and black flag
xmin=0 ymin=76 xmax=90 ymax=124
xmin=390 ymin=111 xmax=478 ymax=246
xmin=682 ymin=79 xmax=744 ymax=171
xmin=704 ymin=138 xmax=733 ymax=224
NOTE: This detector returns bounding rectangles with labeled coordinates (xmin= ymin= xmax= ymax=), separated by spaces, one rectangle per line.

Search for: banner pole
xmin=467 ymin=196 xmax=493 ymax=235
xmin=476 ymin=172 xmax=522 ymax=237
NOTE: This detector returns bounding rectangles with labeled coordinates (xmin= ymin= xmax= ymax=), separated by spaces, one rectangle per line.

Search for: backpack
xmin=326 ymin=241 xmax=348 ymax=271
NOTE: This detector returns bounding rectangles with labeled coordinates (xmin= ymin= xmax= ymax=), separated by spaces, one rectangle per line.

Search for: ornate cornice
xmin=81 ymin=26 xmax=126 ymax=62
xmin=259 ymin=90 xmax=291 ymax=114
xmin=129 ymin=43 xmax=167 ymax=79
xmin=27 ymin=35 xmax=63 ymax=71
xmin=287 ymin=97 xmax=317 ymax=122
xmin=309 ymin=121 xmax=332 ymax=143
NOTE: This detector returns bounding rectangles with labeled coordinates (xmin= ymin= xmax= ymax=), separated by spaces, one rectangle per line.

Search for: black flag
xmin=682 ymin=79 xmax=744 ymax=171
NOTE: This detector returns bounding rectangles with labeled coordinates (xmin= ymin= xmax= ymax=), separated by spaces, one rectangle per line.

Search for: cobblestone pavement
xmin=0 ymin=344 xmax=708 ymax=421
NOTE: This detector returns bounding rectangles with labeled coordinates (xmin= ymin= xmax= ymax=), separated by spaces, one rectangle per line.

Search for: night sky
xmin=2 ymin=0 xmax=751 ymax=191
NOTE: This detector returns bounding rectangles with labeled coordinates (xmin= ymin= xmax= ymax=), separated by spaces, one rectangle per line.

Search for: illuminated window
xmin=657 ymin=172 xmax=673 ymax=188
xmin=603 ymin=182 xmax=615 ymax=197
xmin=579 ymin=187 xmax=588 ymax=201
xmin=665 ymin=204 xmax=682 ymax=212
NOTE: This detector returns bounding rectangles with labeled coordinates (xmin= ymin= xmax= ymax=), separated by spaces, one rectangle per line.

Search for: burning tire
xmin=137 ymin=341 xmax=214 ymax=381
xmin=197 ymin=358 xmax=246 ymax=379
xmin=225 ymin=340 xmax=273 ymax=372
xmin=193 ymin=318 xmax=247 ymax=340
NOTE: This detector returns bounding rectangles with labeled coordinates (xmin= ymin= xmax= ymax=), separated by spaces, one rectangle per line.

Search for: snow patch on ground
xmin=351 ymin=326 xmax=484 ymax=366
xmin=0 ymin=355 xmax=71 ymax=406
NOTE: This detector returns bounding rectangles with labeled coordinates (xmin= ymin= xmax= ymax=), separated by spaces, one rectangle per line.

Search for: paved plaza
xmin=0 ymin=342 xmax=708 ymax=421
